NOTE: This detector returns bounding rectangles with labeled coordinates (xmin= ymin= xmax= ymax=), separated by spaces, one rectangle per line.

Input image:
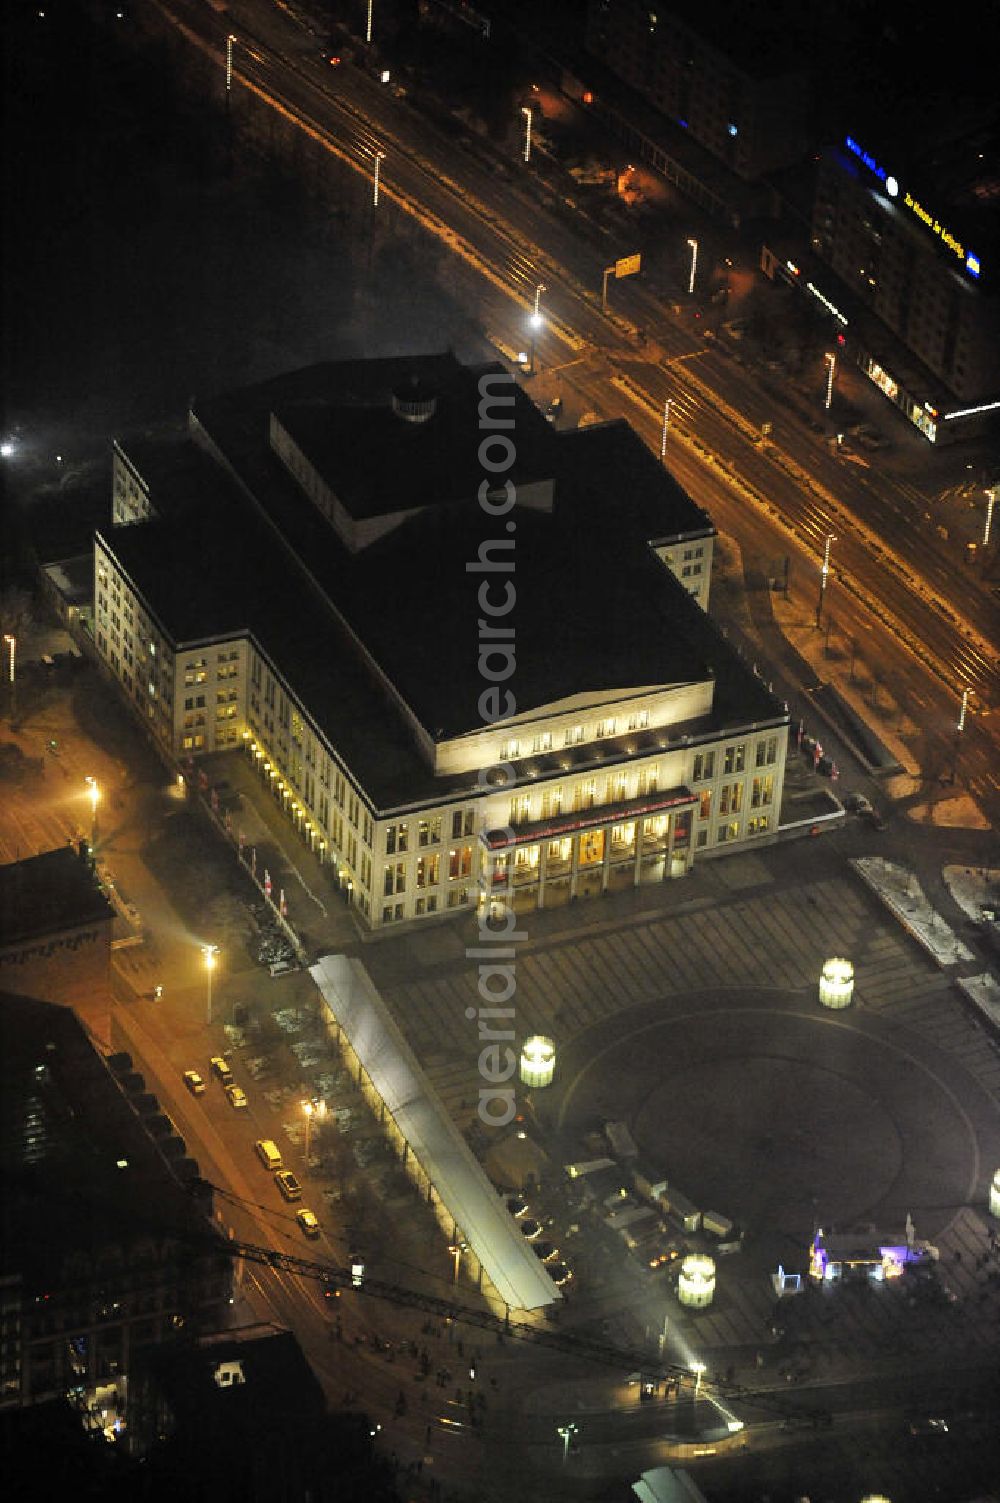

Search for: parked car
xmin=297 ymin=1208 xmax=321 ymax=1239
xmin=226 ymin=1084 xmax=248 ymax=1110
xmin=533 ymin=1240 xmax=560 ymax=1262
xmin=210 ymin=1055 xmax=234 ymax=1086
xmin=183 ymin=1069 xmax=206 ymax=1096
xmin=276 ymin=1170 xmax=303 ymax=1202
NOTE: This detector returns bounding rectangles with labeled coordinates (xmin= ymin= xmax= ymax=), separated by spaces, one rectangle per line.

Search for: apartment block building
xmin=92 ymin=353 xmax=787 ymax=930
xmin=0 ymin=992 xmax=230 ymax=1413
xmin=584 ymin=0 xmax=809 ymax=181
xmin=811 ymin=126 xmax=999 ymax=441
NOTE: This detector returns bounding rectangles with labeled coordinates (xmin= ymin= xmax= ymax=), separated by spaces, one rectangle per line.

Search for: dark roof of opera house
xmin=103 ymin=354 xmax=784 ymax=808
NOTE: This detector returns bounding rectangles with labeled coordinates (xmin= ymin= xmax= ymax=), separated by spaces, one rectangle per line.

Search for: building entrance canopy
xmin=482 ymin=785 xmax=696 ymax=850
xmin=309 ymin=955 xmax=561 ymax=1312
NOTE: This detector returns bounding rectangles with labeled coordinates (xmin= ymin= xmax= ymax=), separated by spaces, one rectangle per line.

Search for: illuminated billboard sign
xmin=843 ymin=136 xmax=981 ymax=281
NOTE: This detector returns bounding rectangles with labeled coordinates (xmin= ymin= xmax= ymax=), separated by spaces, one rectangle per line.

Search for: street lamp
xmin=557 ymin=1422 xmax=578 ymax=1464
xmin=202 ymin=943 xmax=219 ymax=1026
xmin=660 ymin=398 xmax=671 ymax=459
xmin=984 ymin=485 xmax=997 ymax=547
xmin=815 ymin=533 xmax=836 ymax=628
xmin=448 ymin=1241 xmax=463 ymax=1283
xmin=521 ymin=106 xmax=533 ymax=163
xmin=687 ymin=237 xmax=698 ymax=295
xmin=824 ymin=351 xmax=836 ymax=410
xmin=85 ymin=776 xmax=100 ymax=850
xmin=528 ymin=284 xmax=545 ymax=375
xmin=371 ymin=146 xmax=385 ymax=207
xmin=226 ymin=32 xmax=235 ymax=94
xmin=2 ymin=633 xmax=15 ymax=722
xmin=957 ymin=687 xmax=969 ymax=733
xmin=692 ymin=1360 xmax=706 ymax=1395
xmin=365 ymin=0 xmax=373 ymax=44
xmin=303 ymin=1098 xmax=326 ymax=1161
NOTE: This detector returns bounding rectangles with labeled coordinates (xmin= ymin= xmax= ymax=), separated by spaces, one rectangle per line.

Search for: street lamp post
xmin=528 ymin=283 xmax=545 ymax=375
xmin=202 ymin=943 xmax=219 ymax=1026
xmin=2 ymin=634 xmax=15 ymax=722
xmin=692 ymin=1361 xmax=706 ymax=1395
xmin=371 ymin=147 xmax=385 ymax=207
xmin=226 ymin=32 xmax=235 ymax=96
xmin=85 ymin=776 xmax=100 ymax=850
xmin=957 ymin=687 xmax=969 ymax=733
xmin=660 ymin=398 xmax=671 ymax=459
xmin=984 ymin=485 xmax=997 ymax=547
xmin=950 ymin=686 xmax=970 ymax=786
xmin=815 ymin=533 xmax=836 ymax=628
xmin=557 ymin=1422 xmax=578 ymax=1464
xmin=521 ymin=106 xmax=533 ymax=163
xmin=687 ymin=237 xmax=698 ymax=295
xmin=824 ymin=351 xmax=836 ymax=411
xmin=366 ymin=0 xmax=373 ymax=44
xmin=303 ymin=1098 xmax=326 ymax=1161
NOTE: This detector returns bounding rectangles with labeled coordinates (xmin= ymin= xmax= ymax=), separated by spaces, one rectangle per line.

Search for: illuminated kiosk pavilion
xmin=519 ymin=1036 xmax=556 ymax=1089
xmin=677 ymin=1254 xmax=716 ymax=1308
xmin=818 ymin=957 xmax=854 ymax=1009
xmin=808 ymin=1225 xmax=930 ymax=1285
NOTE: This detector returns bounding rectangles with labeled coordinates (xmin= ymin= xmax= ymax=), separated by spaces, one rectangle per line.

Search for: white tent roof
xmin=632 ymin=1468 xmax=710 ymax=1503
xmin=309 ymin=955 xmax=560 ymax=1313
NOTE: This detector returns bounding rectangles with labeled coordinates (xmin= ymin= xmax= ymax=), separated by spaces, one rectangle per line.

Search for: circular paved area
xmin=552 ymin=988 xmax=985 ymax=1252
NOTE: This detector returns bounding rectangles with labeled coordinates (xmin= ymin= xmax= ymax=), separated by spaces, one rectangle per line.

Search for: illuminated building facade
xmin=585 ymin=0 xmax=809 ymax=181
xmin=92 ymin=354 xmax=788 ymax=930
xmin=811 ymin=132 xmax=1000 ymax=441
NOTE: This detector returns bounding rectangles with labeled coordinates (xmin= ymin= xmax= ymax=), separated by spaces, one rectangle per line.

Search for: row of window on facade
xmin=385 ymin=809 xmax=474 ymax=854
xmin=384 ymin=845 xmax=473 ymax=895
xmin=692 ymin=736 xmax=778 ymax=782
xmin=183 ymin=651 xmax=240 ymax=685
xmin=498 ymin=709 xmax=651 ymax=763
xmin=382 ymin=887 xmax=471 ymax=924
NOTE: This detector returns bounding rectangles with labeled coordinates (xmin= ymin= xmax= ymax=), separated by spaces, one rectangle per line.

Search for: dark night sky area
xmin=0 ymin=0 xmax=472 ymax=492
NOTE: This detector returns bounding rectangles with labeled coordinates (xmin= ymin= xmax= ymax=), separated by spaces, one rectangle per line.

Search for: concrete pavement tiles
xmin=363 ymin=847 xmax=1000 ymax=1372
xmin=367 ymin=855 xmax=1000 ymax=1112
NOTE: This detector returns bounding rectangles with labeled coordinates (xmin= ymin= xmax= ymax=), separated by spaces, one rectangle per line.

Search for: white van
xmin=255 ymin=1138 xmax=283 ymax=1171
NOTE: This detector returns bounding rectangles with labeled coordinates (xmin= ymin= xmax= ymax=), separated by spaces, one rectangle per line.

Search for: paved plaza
xmin=365 ymin=836 xmax=1000 ymax=1373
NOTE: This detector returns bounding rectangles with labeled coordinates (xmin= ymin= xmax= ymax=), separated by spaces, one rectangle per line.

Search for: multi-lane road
xmin=152 ymin=0 xmax=999 ymax=826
